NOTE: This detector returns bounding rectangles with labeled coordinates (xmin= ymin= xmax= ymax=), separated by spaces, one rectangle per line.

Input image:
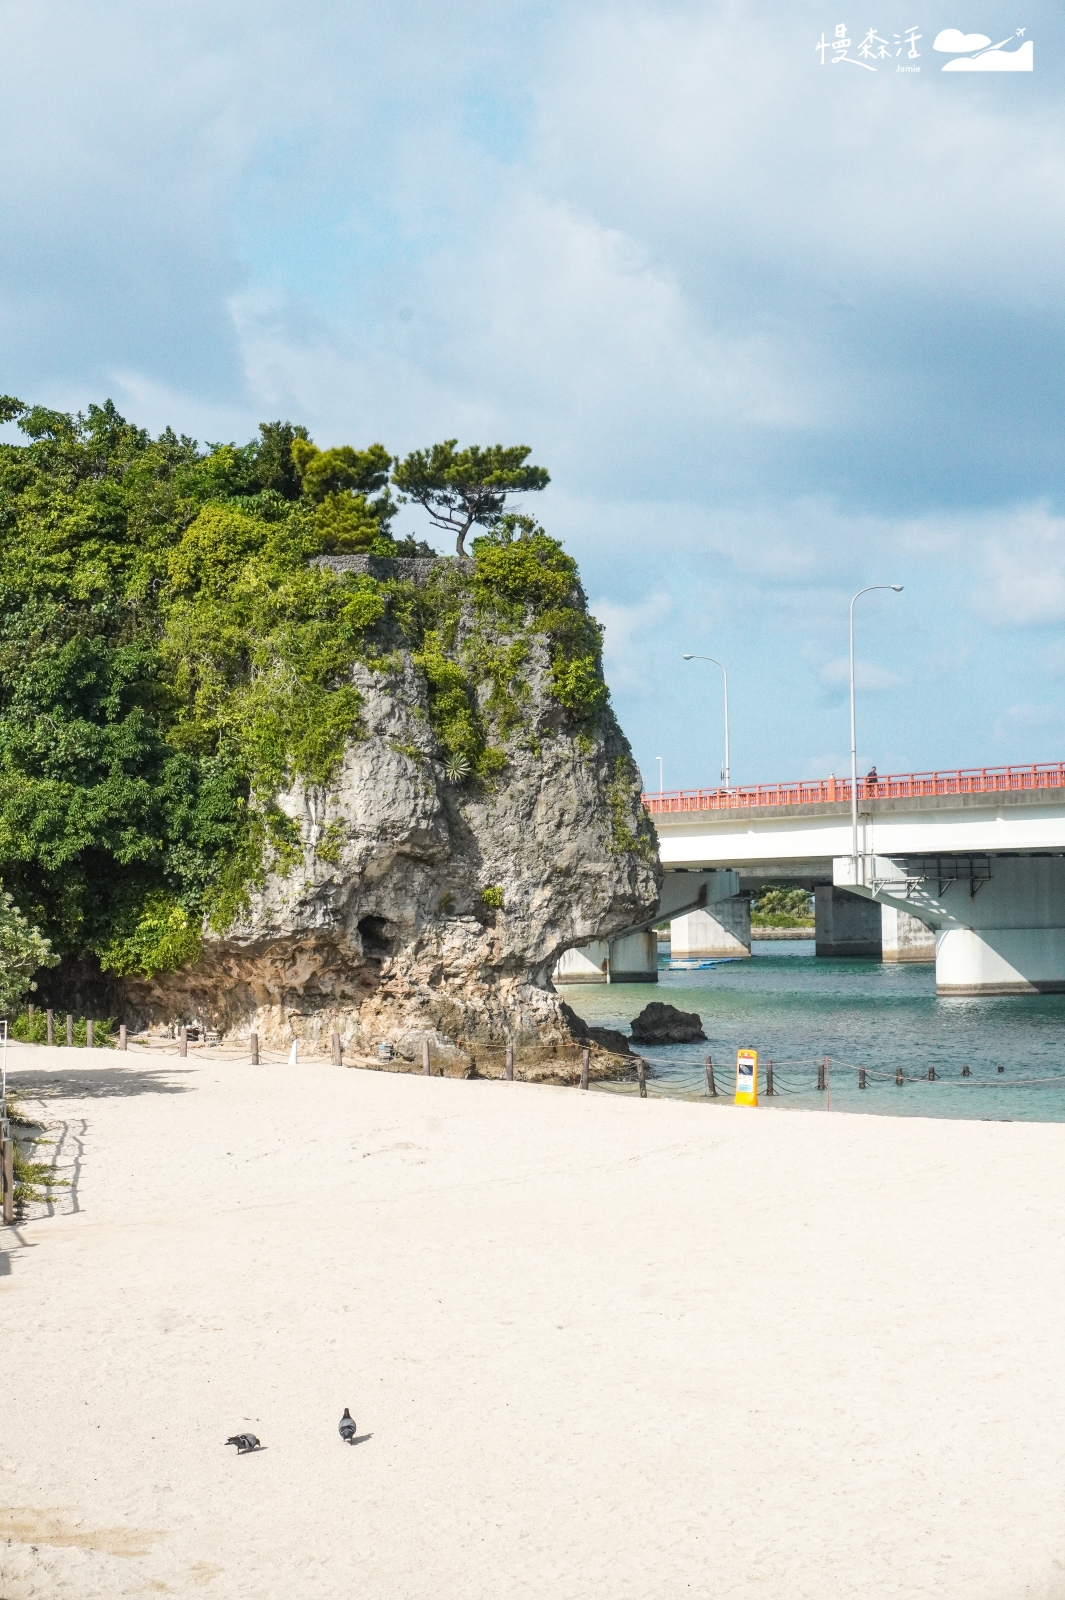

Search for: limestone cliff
xmin=120 ymin=555 xmax=660 ymax=1068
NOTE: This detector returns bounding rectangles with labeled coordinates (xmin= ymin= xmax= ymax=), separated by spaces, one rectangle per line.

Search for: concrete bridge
xmin=557 ymin=764 xmax=1065 ymax=995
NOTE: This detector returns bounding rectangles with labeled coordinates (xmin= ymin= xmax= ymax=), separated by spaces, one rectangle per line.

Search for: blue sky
xmin=1 ymin=0 xmax=1063 ymax=789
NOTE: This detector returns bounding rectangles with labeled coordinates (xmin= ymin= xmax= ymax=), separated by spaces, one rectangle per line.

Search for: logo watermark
xmin=815 ymin=23 xmax=1032 ymax=72
xmin=934 ymin=27 xmax=1032 ymax=68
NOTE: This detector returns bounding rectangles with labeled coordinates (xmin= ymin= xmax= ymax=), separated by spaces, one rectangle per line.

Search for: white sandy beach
xmin=2 ymin=1040 xmax=1065 ymax=1599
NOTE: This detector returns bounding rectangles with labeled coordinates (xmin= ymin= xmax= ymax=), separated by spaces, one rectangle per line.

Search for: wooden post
xmin=250 ymin=1031 xmax=259 ymax=1066
xmin=928 ymin=1066 xmax=936 ymax=1080
xmin=997 ymin=1063 xmax=1004 ymax=1073
xmin=85 ymin=1019 xmax=93 ymax=1049
xmin=704 ymin=1056 xmax=717 ymax=1097
xmin=332 ymin=1030 xmax=343 ymax=1067
xmin=817 ymin=1061 xmax=825 ymax=1091
xmin=505 ymin=1043 xmax=513 ymax=1080
xmin=179 ymin=1026 xmax=187 ymax=1059
xmin=2 ymin=1136 xmax=12 ymax=1225
xmin=46 ymin=1010 xmax=54 ymax=1047
xmin=66 ymin=1014 xmax=74 ymax=1048
xmin=27 ymin=1003 xmax=34 ymax=1018
xmin=119 ymin=1024 xmax=127 ymax=1051
xmin=766 ymin=1061 xmax=775 ymax=1096
xmin=580 ymin=1046 xmax=590 ymax=1090
xmin=422 ymin=1038 xmax=431 ymax=1076
xmin=962 ymin=1064 xmax=970 ymax=1076
xmin=859 ymin=1067 xmax=866 ymax=1089
xmin=637 ymin=1058 xmax=647 ymax=1099
xmin=895 ymin=1066 xmax=903 ymax=1086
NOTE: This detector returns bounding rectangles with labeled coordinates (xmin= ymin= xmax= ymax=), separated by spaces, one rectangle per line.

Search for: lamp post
xmin=656 ymin=755 xmax=663 ymax=795
xmin=683 ymin=654 xmax=730 ymax=791
xmin=849 ymin=585 xmax=903 ymax=871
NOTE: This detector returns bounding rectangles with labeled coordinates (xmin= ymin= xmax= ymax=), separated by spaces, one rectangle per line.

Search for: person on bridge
xmin=866 ymin=765 xmax=879 ymax=785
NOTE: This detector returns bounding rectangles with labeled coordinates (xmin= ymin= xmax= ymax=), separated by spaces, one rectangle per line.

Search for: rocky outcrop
xmin=629 ymin=1002 xmax=706 ymax=1045
xmin=119 ymin=561 xmax=660 ymax=1073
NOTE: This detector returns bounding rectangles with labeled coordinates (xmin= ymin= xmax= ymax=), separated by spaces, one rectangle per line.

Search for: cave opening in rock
xmin=358 ymin=915 xmax=392 ymax=959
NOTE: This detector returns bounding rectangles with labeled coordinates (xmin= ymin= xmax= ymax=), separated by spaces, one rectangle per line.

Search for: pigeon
xmin=225 ymin=1432 xmax=261 ymax=1454
xmin=338 ymin=1408 xmax=357 ymax=1445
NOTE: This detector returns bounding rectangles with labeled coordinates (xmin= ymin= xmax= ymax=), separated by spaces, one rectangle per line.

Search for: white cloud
xmin=535 ymin=2 xmax=1065 ymax=305
xmin=591 ymin=592 xmax=672 ymax=695
xmin=974 ymin=505 xmax=1065 ymax=626
xmin=992 ymin=702 xmax=1059 ymax=739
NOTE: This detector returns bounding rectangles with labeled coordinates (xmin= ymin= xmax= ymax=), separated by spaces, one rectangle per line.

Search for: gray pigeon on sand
xmin=339 ymin=1408 xmax=357 ymax=1444
xmin=226 ymin=1432 xmax=261 ymax=1453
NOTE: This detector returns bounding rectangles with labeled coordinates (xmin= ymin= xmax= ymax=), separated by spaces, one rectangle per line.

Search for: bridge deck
xmin=648 ymin=779 xmax=1065 ymax=878
xmin=643 ymin=762 xmax=1065 ymax=815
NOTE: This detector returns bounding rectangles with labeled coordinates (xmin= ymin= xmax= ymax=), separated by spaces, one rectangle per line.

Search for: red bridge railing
xmin=642 ymin=762 xmax=1065 ymax=815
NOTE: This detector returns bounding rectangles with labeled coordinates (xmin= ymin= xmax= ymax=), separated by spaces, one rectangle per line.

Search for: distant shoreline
xmin=659 ymin=925 xmax=814 ymax=944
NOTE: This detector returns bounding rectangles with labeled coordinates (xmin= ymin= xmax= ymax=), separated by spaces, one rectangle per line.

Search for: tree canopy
xmin=392 ymin=441 xmax=549 ymax=555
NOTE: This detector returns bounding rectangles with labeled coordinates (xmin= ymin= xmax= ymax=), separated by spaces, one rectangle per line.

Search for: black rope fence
xmin=615 ymin=1053 xmax=1065 ymax=1101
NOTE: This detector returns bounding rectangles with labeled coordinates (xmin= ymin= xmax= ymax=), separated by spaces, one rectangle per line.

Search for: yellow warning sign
xmin=735 ymin=1048 xmax=758 ymax=1106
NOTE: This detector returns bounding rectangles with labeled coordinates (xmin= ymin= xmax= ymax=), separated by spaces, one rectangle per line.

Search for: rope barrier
xmin=606 ymin=1045 xmax=1065 ymax=1104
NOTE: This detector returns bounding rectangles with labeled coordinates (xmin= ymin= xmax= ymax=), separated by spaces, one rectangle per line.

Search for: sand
xmin=2 ymin=1039 xmax=1065 ymax=1600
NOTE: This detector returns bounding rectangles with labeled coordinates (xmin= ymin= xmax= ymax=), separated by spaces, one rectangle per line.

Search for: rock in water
xmin=114 ymin=557 xmax=660 ymax=1068
xmin=584 ymin=1026 xmax=633 ymax=1057
xmin=629 ymin=1002 xmax=706 ymax=1044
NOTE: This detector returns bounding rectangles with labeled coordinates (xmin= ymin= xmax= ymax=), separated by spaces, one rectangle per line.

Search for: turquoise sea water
xmin=570 ymin=941 xmax=1065 ymax=1121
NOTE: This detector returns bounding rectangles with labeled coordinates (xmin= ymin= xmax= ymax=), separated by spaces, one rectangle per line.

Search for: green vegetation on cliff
xmin=0 ymin=397 xmax=620 ymax=986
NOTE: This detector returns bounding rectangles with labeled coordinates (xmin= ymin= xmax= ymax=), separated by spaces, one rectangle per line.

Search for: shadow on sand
xmin=7 ymin=1064 xmax=193 ymax=1101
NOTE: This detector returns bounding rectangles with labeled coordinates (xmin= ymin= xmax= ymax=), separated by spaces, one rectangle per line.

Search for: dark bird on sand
xmin=226 ymin=1433 xmax=261 ymax=1453
xmin=339 ymin=1408 xmax=357 ymax=1444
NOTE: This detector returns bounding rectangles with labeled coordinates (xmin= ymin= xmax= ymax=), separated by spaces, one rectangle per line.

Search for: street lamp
xmin=849 ymin=584 xmax=903 ymax=870
xmin=656 ymin=755 xmax=663 ymax=795
xmin=683 ymin=654 xmax=730 ymax=790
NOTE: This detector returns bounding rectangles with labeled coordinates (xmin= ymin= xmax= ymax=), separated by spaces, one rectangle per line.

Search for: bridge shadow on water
xmin=574 ymin=940 xmax=1065 ymax=1123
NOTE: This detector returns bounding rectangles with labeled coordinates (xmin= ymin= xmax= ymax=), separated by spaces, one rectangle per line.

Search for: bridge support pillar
xmin=834 ymin=855 xmax=1065 ymax=995
xmin=553 ymin=941 xmax=609 ymax=984
xmin=881 ymin=904 xmax=935 ymax=962
xmin=671 ymin=897 xmax=751 ymax=958
xmin=815 ymin=887 xmax=882 ymax=959
xmin=606 ymin=930 xmax=659 ymax=982
xmin=553 ymin=931 xmax=658 ymax=985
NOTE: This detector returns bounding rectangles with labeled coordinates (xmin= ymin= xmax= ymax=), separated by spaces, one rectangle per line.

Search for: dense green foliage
xmin=10 ymin=1010 xmax=115 ymax=1045
xmin=0 ymin=399 xmax=611 ymax=981
xmin=0 ymin=888 xmax=56 ymax=1012
xmin=751 ymin=885 xmax=814 ymax=925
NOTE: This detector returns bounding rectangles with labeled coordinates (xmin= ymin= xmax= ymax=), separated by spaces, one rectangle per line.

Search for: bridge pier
xmin=881 ymin=905 xmax=935 ymax=963
xmin=815 ymin=886 xmax=882 ymax=959
xmin=552 ymin=870 xmax=739 ymax=987
xmin=553 ymin=941 xmax=609 ymax=984
xmin=552 ymin=931 xmax=658 ymax=983
xmin=671 ymin=896 xmax=751 ymax=959
xmin=835 ymin=854 xmax=1065 ymax=995
xmin=607 ymin=929 xmax=659 ymax=982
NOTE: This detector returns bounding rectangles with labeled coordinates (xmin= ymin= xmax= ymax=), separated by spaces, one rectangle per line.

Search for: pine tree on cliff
xmin=392 ymin=442 xmax=549 ymax=556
